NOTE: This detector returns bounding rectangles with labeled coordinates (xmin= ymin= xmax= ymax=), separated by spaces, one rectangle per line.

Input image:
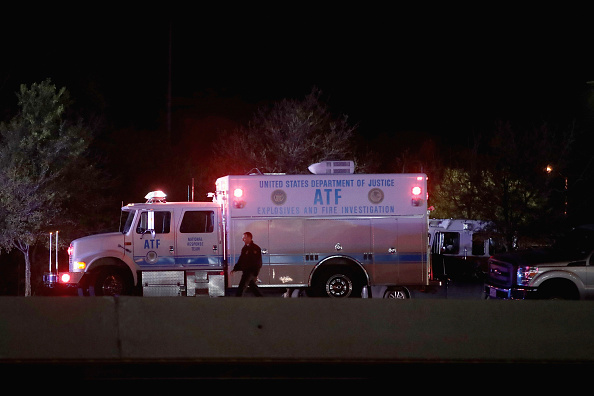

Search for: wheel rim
xmin=385 ymin=289 xmax=408 ymax=299
xmin=325 ymin=274 xmax=352 ymax=298
xmin=101 ymin=274 xmax=125 ymax=296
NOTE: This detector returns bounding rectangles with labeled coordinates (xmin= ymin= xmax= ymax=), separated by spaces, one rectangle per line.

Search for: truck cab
xmin=66 ymin=192 xmax=225 ymax=296
xmin=429 ymin=219 xmax=496 ymax=280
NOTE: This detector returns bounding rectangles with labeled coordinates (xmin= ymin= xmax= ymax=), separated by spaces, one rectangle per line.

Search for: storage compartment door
xmin=228 ymin=219 xmax=270 ymax=286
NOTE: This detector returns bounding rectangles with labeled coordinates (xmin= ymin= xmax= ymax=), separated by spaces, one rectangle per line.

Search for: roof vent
xmin=308 ymin=161 xmax=355 ymax=175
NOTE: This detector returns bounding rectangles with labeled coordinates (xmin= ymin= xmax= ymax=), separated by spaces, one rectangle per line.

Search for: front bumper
xmin=485 ymin=284 xmax=539 ymax=300
xmin=62 ymin=271 xmax=84 ymax=284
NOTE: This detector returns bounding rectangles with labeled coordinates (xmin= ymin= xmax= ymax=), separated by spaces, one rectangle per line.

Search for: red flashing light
xmin=61 ymin=273 xmax=71 ymax=283
xmin=412 ymin=186 xmax=422 ymax=196
xmin=233 ymin=188 xmax=246 ymax=208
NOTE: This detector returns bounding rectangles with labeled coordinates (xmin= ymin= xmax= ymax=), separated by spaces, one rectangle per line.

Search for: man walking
xmin=231 ymin=232 xmax=263 ymax=297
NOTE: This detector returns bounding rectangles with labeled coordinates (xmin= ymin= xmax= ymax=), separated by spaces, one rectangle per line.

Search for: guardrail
xmin=1 ymin=297 xmax=593 ymax=380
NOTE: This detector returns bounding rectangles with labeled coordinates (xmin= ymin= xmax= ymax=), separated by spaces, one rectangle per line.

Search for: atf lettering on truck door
xmin=177 ymin=209 xmax=222 ymax=269
xmin=133 ymin=210 xmax=176 ymax=268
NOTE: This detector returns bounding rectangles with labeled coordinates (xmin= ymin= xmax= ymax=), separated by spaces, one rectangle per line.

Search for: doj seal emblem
xmin=368 ymin=188 xmax=384 ymax=204
xmin=271 ymin=189 xmax=287 ymax=205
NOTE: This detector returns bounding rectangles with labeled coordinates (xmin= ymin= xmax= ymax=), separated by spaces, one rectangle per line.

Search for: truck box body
xmin=217 ymin=174 xmax=429 ymax=291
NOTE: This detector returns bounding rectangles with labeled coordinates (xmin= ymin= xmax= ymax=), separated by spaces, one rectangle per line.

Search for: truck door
xmin=397 ymin=217 xmax=427 ymax=284
xmin=132 ymin=209 xmax=176 ymax=269
xmin=371 ymin=218 xmax=398 ymax=283
xmin=228 ymin=219 xmax=270 ymax=286
xmin=176 ymin=209 xmax=222 ymax=269
xmin=305 ymin=218 xmax=371 ymax=268
xmin=269 ymin=219 xmax=304 ymax=286
xmin=586 ymin=251 xmax=594 ymax=299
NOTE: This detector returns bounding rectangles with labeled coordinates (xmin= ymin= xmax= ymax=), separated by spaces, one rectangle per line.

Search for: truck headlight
xmin=517 ymin=265 xmax=538 ymax=286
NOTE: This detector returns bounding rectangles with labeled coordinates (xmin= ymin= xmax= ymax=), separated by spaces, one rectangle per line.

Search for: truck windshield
xmin=122 ymin=210 xmax=136 ymax=234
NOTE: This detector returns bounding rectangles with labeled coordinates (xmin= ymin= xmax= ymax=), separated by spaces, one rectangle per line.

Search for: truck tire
xmin=88 ymin=267 xmax=133 ymax=296
xmin=313 ymin=266 xmax=363 ymax=298
xmin=383 ymin=287 xmax=410 ymax=299
xmin=537 ymin=279 xmax=580 ymax=300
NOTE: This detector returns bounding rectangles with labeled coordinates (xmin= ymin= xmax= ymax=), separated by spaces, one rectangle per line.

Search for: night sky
xmin=3 ymin=16 xmax=590 ymax=124
xmin=1 ymin=13 xmax=593 ymax=197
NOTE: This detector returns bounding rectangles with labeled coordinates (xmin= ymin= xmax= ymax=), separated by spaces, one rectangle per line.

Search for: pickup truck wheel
xmin=89 ymin=268 xmax=132 ymax=296
xmin=383 ymin=287 xmax=410 ymax=299
xmin=538 ymin=280 xmax=580 ymax=300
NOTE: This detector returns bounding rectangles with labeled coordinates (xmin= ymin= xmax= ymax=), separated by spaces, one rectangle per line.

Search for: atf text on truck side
xmin=485 ymin=225 xmax=594 ymax=299
xmin=61 ymin=162 xmax=439 ymax=298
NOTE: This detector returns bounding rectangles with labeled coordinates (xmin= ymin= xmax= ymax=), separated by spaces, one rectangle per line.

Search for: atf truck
xmin=429 ymin=219 xmax=494 ymax=279
xmin=61 ymin=163 xmax=437 ymax=298
xmin=485 ymin=224 xmax=594 ymax=299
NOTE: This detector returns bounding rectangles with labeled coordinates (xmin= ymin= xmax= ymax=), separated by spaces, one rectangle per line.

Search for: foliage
xmin=0 ymin=79 xmax=102 ymax=295
xmin=429 ymin=121 xmax=575 ymax=249
xmin=212 ymin=88 xmax=359 ymax=175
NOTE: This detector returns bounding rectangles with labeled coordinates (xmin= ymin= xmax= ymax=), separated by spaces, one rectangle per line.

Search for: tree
xmin=212 ymin=88 xmax=359 ymax=175
xmin=429 ymin=121 xmax=575 ymax=250
xmin=0 ymin=79 xmax=99 ymax=295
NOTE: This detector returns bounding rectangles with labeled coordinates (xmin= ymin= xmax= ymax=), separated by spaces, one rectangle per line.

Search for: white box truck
xmin=60 ymin=164 xmax=437 ymax=298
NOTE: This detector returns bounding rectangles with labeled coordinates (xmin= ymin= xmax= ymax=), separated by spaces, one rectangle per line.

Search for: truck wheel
xmin=314 ymin=267 xmax=362 ymax=298
xmin=538 ymin=280 xmax=579 ymax=300
xmin=89 ymin=268 xmax=132 ymax=296
xmin=383 ymin=287 xmax=410 ymax=299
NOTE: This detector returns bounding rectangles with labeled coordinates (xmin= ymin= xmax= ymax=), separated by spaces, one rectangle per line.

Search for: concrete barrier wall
xmin=1 ymin=297 xmax=594 ymax=364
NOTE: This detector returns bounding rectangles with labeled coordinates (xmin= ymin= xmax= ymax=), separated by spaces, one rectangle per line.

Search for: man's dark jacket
xmin=233 ymin=243 xmax=262 ymax=274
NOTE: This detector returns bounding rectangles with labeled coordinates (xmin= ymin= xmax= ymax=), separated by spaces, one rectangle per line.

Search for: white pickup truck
xmin=485 ymin=225 xmax=594 ymax=300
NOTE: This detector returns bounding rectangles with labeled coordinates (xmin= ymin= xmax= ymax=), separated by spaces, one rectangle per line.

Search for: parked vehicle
xmin=57 ymin=162 xmax=441 ymax=298
xmin=485 ymin=224 xmax=594 ymax=299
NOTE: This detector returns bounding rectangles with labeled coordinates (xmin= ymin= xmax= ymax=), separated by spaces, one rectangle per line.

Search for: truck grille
xmin=487 ymin=258 xmax=513 ymax=288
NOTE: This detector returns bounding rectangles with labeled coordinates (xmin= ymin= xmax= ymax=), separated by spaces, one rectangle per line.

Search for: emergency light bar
xmin=145 ymin=191 xmax=167 ymax=203
xmin=308 ymin=161 xmax=355 ymax=175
